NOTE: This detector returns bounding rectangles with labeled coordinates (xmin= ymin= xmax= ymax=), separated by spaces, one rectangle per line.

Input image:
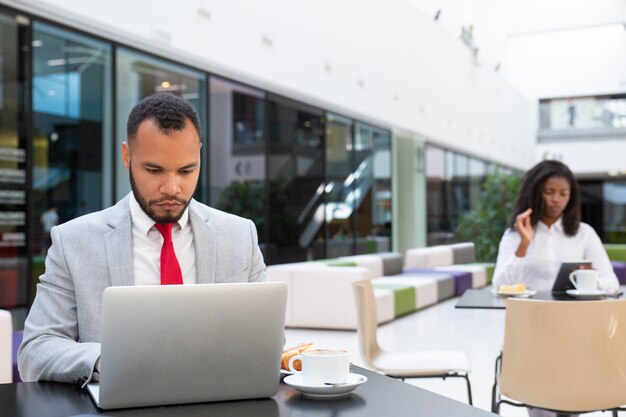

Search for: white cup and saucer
xmin=283 ymin=348 xmax=367 ymax=398
xmin=566 ymin=269 xmax=607 ymax=299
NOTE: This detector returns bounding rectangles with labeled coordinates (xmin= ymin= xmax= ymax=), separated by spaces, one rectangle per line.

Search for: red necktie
xmin=154 ymin=223 xmax=183 ymax=285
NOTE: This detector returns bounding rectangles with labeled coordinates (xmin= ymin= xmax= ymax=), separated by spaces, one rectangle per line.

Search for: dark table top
xmin=0 ymin=366 xmax=495 ymax=417
xmin=455 ymin=287 xmax=626 ymax=309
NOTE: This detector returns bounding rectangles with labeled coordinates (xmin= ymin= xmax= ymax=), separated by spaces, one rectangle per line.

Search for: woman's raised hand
xmin=514 ymin=208 xmax=533 ymax=254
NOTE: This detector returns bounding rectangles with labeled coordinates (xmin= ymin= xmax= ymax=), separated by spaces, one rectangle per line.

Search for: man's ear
xmin=122 ymin=142 xmax=130 ymax=171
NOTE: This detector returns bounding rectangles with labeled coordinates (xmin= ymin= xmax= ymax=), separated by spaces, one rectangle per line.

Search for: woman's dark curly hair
xmin=508 ymin=160 xmax=580 ymax=236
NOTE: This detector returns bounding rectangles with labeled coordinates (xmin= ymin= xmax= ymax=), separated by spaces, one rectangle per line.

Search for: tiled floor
xmin=285 ymin=296 xmax=606 ymax=417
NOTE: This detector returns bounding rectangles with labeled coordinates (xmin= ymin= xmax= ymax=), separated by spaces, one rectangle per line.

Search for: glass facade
xmin=266 ymin=95 xmax=325 ymax=263
xmin=115 ymin=48 xmax=207 ymax=201
xmin=209 ymin=77 xmax=266 ymax=243
xmin=355 ymin=123 xmax=391 ymax=253
xmin=32 ymin=22 xmax=112 ymax=252
xmin=539 ymin=95 xmax=626 ymax=132
xmin=0 ymin=10 xmax=28 ymax=308
xmin=426 ymin=144 xmax=519 ymax=245
xmin=325 ymin=113 xmax=354 ymax=258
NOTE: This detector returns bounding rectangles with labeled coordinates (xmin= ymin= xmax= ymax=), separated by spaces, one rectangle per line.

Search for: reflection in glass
xmin=325 ymin=113 xmax=354 ymax=257
xmin=468 ymin=158 xmax=486 ymax=211
xmin=603 ymin=181 xmax=626 ymax=243
xmin=539 ymin=95 xmax=626 ymax=132
xmin=115 ymin=48 xmax=206 ymax=201
xmin=209 ymin=77 xmax=266 ymax=244
xmin=267 ymin=96 xmax=324 ymax=264
xmin=426 ymin=145 xmax=448 ymax=245
xmin=31 ymin=23 xmax=112 ymax=297
xmin=0 ymin=11 xmax=28 ymax=307
xmin=354 ymin=123 xmax=392 ymax=254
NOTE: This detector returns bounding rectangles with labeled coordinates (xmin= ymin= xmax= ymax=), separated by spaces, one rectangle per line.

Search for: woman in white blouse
xmin=493 ymin=160 xmax=618 ymax=417
xmin=493 ymin=160 xmax=618 ymax=292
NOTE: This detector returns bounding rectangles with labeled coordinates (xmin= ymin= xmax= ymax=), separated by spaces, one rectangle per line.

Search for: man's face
xmin=122 ymin=118 xmax=201 ymax=223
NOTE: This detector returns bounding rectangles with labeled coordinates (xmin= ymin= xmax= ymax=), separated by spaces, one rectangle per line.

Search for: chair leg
xmin=491 ymin=353 xmax=503 ymax=414
xmin=462 ymin=373 xmax=473 ymax=405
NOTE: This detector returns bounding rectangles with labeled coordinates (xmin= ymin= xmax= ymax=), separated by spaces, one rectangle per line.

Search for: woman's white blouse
xmin=492 ymin=218 xmax=619 ymax=291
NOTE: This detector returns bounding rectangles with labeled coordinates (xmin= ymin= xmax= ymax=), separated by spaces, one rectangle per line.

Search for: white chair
xmin=492 ymin=298 xmax=626 ymax=415
xmin=0 ymin=309 xmax=12 ymax=383
xmin=352 ymin=280 xmax=473 ymax=404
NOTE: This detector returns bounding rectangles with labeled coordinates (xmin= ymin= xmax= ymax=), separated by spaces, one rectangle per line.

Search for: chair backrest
xmin=500 ymin=298 xmax=626 ymax=413
xmin=352 ymin=280 xmax=381 ymax=365
xmin=0 ymin=309 xmax=12 ymax=383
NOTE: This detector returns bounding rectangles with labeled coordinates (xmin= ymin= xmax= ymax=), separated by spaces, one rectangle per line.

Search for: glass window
xmin=209 ymin=76 xmax=266 ymax=244
xmin=468 ymin=157 xmax=486 ymax=211
xmin=325 ymin=113 xmax=354 ymax=257
xmin=115 ymin=48 xmax=206 ymax=201
xmin=32 ymin=22 xmax=112 ymax=252
xmin=603 ymin=181 xmax=626 ymax=243
xmin=266 ymin=95 xmax=324 ymax=263
xmin=449 ymin=153 xmax=469 ymax=233
xmin=354 ymin=122 xmax=392 ymax=254
xmin=0 ymin=11 xmax=28 ymax=308
xmin=426 ymin=145 xmax=448 ymax=245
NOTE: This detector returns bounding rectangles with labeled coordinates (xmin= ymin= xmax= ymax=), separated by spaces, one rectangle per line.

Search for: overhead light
xmin=32 ymin=40 xmax=43 ymax=47
xmin=47 ymin=59 xmax=66 ymax=66
xmin=197 ymin=7 xmax=211 ymax=19
xmin=161 ymin=81 xmax=171 ymax=88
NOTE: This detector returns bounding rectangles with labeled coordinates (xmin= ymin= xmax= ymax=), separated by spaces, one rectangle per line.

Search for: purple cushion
xmin=403 ymin=268 xmax=473 ymax=296
xmin=12 ymin=330 xmax=23 ymax=382
xmin=612 ymin=261 xmax=626 ymax=285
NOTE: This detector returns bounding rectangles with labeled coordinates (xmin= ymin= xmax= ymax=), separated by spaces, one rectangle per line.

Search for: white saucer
xmin=283 ymin=373 xmax=367 ymax=398
xmin=492 ymin=289 xmax=537 ymax=298
xmin=566 ymin=289 xmax=608 ymax=299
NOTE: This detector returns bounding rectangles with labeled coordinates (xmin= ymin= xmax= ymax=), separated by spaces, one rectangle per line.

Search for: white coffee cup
xmin=569 ymin=269 xmax=598 ymax=292
xmin=288 ymin=348 xmax=349 ymax=385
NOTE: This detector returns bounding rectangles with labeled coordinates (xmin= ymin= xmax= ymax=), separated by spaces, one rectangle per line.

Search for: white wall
xmin=507 ymin=23 xmax=626 ymax=98
xmin=5 ymin=0 xmax=536 ymax=169
xmin=410 ymin=0 xmax=626 ymax=99
xmin=537 ymin=139 xmax=626 ymax=177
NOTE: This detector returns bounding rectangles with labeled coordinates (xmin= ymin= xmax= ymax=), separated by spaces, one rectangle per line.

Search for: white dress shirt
xmin=492 ymin=218 xmax=618 ymax=291
xmin=129 ymin=193 xmax=196 ymax=285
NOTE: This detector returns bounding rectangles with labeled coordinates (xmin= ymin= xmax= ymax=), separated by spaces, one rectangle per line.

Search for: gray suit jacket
xmin=18 ymin=194 xmax=268 ymax=384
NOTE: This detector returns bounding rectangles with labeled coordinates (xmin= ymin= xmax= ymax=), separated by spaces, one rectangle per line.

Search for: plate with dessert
xmin=492 ymin=283 xmax=537 ymax=297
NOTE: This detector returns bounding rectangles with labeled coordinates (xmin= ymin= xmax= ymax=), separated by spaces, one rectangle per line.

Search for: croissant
xmin=280 ymin=342 xmax=313 ymax=371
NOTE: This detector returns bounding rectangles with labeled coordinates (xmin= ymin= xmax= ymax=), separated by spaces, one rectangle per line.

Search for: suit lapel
xmin=189 ymin=200 xmax=216 ymax=283
xmin=104 ymin=195 xmax=134 ymax=287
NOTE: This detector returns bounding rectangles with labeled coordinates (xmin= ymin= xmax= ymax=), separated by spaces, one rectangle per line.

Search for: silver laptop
xmin=87 ymin=282 xmax=287 ymax=409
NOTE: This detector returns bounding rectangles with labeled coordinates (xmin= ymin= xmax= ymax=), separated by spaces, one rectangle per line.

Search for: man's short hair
xmin=127 ymin=93 xmax=202 ymax=143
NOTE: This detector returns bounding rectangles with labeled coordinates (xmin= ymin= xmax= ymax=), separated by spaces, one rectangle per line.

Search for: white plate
xmin=566 ymin=289 xmax=608 ymax=299
xmin=283 ymin=373 xmax=367 ymax=399
xmin=492 ymin=289 xmax=537 ymax=298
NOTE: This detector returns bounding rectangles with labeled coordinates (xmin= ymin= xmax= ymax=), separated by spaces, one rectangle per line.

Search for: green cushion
xmin=604 ymin=244 xmax=626 ymax=262
xmin=316 ymin=259 xmax=358 ymax=267
xmin=372 ymin=284 xmax=416 ymax=317
xmin=467 ymin=262 xmax=495 ymax=284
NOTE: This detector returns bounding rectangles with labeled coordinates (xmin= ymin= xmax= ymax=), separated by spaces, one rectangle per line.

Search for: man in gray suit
xmin=18 ymin=93 xmax=268 ymax=385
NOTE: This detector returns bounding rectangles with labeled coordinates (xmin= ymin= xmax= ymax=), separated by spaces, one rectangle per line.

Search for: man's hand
xmin=514 ymin=208 xmax=533 ymax=257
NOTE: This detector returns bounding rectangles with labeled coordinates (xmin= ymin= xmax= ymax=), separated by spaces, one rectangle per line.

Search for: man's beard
xmin=129 ymin=164 xmax=191 ymax=224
